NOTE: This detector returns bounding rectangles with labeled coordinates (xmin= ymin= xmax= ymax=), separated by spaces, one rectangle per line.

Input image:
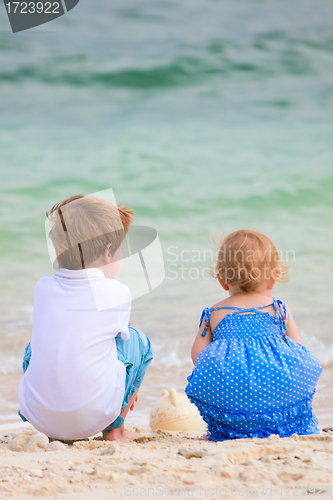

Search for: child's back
xmin=19 ymin=268 xmax=131 ymax=439
xmin=186 ymin=230 xmax=322 ymax=441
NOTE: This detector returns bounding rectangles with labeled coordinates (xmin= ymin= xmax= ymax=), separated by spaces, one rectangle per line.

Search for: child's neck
xmin=228 ymin=285 xmax=273 ymax=298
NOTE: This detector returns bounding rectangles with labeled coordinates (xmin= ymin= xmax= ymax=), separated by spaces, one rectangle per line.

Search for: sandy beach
xmin=0 ymin=427 xmax=332 ymax=500
xmin=1 ymin=0 xmax=333 ymax=498
xmin=0 ymin=367 xmax=332 ymax=499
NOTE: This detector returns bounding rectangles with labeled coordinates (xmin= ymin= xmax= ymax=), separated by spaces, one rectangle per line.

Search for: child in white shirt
xmin=19 ymin=195 xmax=153 ymax=442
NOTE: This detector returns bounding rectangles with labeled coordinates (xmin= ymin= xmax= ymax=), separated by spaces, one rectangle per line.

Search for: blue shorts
xmin=104 ymin=326 xmax=153 ymax=430
xmin=20 ymin=326 xmax=153 ymax=431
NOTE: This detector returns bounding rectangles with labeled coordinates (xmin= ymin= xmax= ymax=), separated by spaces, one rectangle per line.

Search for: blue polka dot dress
xmin=185 ymin=298 xmax=322 ymax=441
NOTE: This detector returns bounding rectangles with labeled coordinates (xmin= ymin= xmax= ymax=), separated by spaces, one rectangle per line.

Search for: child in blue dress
xmin=185 ymin=229 xmax=322 ymax=441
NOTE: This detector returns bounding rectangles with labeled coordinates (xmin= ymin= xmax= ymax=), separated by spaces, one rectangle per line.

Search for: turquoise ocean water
xmin=0 ymin=0 xmax=333 ymax=374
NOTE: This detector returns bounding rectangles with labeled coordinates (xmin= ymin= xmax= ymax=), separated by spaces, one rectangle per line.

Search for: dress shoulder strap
xmin=199 ymin=303 xmax=275 ymax=336
xmin=273 ymin=298 xmax=289 ymax=320
xmin=199 ymin=298 xmax=291 ymax=343
xmin=199 ymin=307 xmax=211 ymax=329
xmin=273 ymin=298 xmax=291 ymax=345
xmin=199 ymin=306 xmax=244 ymax=329
xmin=200 ymin=302 xmax=274 ymax=323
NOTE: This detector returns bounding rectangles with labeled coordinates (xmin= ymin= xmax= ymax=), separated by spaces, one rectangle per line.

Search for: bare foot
xmin=103 ymin=427 xmax=138 ymax=442
xmin=202 ymin=432 xmax=209 ymax=441
xmin=103 ymin=390 xmax=140 ymax=442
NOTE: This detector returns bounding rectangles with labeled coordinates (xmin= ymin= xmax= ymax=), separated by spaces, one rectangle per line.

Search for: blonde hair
xmin=47 ymin=195 xmax=134 ymax=270
xmin=211 ymin=229 xmax=290 ymax=293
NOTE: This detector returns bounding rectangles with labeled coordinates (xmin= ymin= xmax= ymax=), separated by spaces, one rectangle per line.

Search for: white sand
xmin=0 ymin=368 xmax=332 ymax=499
xmin=0 ymin=426 xmax=332 ymax=499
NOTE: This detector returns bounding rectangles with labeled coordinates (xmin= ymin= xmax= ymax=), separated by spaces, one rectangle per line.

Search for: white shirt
xmin=19 ymin=268 xmax=131 ymax=439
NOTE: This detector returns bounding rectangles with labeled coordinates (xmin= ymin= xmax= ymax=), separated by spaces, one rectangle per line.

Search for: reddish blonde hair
xmin=212 ymin=229 xmax=290 ymax=293
xmin=47 ymin=195 xmax=134 ymax=270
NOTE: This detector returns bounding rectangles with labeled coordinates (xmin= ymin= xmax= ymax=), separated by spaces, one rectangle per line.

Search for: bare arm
xmin=285 ymin=305 xmax=302 ymax=344
xmin=191 ymin=320 xmax=213 ymax=365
